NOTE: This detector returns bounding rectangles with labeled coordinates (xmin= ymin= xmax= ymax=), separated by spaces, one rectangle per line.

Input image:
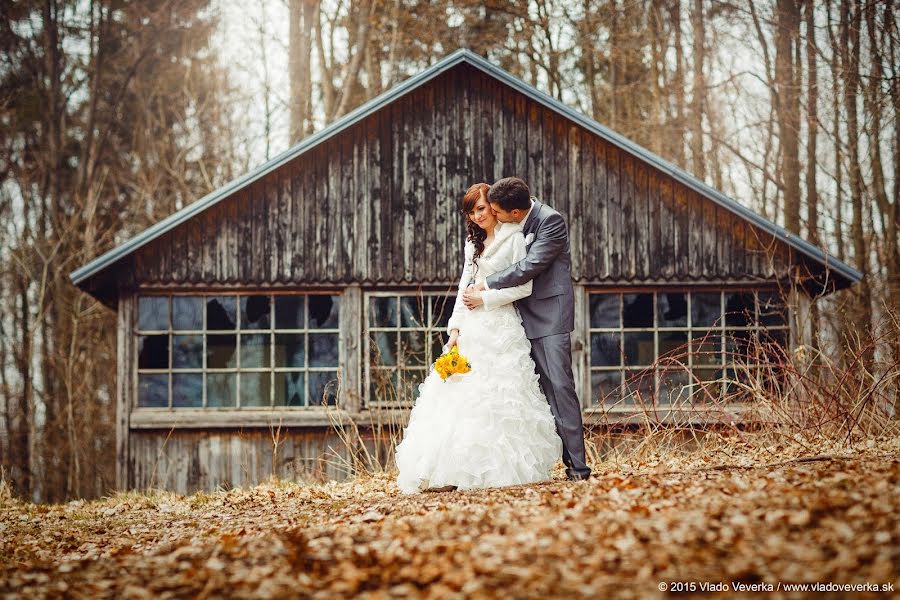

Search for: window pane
xmin=623 ymin=370 xmax=653 ymax=406
xmin=591 ymin=370 xmax=621 ymax=405
xmin=659 ymin=370 xmax=690 ymax=405
xmin=590 ymin=333 xmax=621 ymax=367
xmin=172 ymin=373 xmax=202 ymax=408
xmin=240 ymin=372 xmax=270 ymax=407
xmin=399 ymin=296 xmax=425 ymax=328
xmin=759 ymin=328 xmax=788 ymax=363
xmin=429 ymin=331 xmax=446 ymax=364
xmin=692 ymin=330 xmax=722 ymax=366
xmin=275 ymin=372 xmax=305 ymax=407
xmin=274 ymin=333 xmax=305 ymax=368
xmin=758 ymin=291 xmax=788 ymax=327
xmin=275 ymin=295 xmax=305 ymax=329
xmin=240 ymin=333 xmax=271 ymax=368
xmin=370 ymin=332 xmax=396 ymax=366
xmin=207 ymin=296 xmax=237 ymax=330
xmin=138 ymin=296 xmax=169 ymax=331
xmin=693 ymin=368 xmax=722 ymax=402
xmin=589 ymin=294 xmax=620 ymax=328
xmin=623 ymin=293 xmax=653 ymax=328
xmin=724 ymin=291 xmax=755 ymax=327
xmin=691 ymin=292 xmax=721 ymax=328
xmin=657 ymin=293 xmax=687 ymax=327
xmin=207 ymin=334 xmax=237 ymax=369
xmin=430 ymin=295 xmax=453 ymax=329
xmin=658 ymin=331 xmax=688 ymax=361
xmin=308 ymin=371 xmax=338 ymax=406
xmin=725 ymin=329 xmax=753 ymax=362
xmin=369 ymin=296 xmax=397 ymax=328
xmin=241 ymin=295 xmax=271 ymax=330
xmin=138 ymin=335 xmax=169 ymax=370
xmin=173 ymin=297 xmax=203 ymax=330
xmin=206 ymin=373 xmax=236 ymax=407
xmin=623 ymin=332 xmax=654 ymax=366
xmin=399 ymin=331 xmax=427 ymax=366
xmin=172 ymin=334 xmax=203 ymax=369
xmin=138 ymin=374 xmax=168 ymax=407
xmin=309 ymin=295 xmax=339 ymax=329
xmin=309 ymin=333 xmax=339 ymax=367
xmin=397 ymin=369 xmax=426 ymax=402
xmin=369 ymin=369 xmax=397 ymax=403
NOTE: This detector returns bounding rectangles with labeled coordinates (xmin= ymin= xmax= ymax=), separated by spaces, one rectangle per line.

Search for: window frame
xmin=133 ymin=291 xmax=342 ymax=410
xmin=585 ymin=287 xmax=791 ymax=410
xmin=364 ymin=289 xmax=456 ymax=408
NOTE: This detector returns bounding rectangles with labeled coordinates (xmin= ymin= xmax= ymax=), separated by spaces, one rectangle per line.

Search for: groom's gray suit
xmin=485 ymin=199 xmax=591 ymax=480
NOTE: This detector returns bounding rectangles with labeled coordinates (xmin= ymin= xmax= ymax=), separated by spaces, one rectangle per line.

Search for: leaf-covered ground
xmin=2 ymin=437 xmax=898 ymax=599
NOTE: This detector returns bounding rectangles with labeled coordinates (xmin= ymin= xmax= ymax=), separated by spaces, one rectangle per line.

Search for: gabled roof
xmin=70 ymin=48 xmax=861 ymax=290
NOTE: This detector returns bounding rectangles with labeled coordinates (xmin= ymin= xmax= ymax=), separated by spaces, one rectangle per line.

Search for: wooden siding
xmin=129 ymin=63 xmax=794 ymax=289
xmin=129 ymin=428 xmax=354 ymax=493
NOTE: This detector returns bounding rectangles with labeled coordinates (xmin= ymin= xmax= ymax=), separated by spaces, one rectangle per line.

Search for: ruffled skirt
xmin=395 ymin=304 xmax=562 ymax=493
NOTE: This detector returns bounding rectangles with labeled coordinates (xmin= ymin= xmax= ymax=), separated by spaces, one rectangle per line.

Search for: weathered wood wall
xmin=128 ymin=63 xmax=794 ymax=289
xmin=129 ymin=428 xmax=354 ymax=492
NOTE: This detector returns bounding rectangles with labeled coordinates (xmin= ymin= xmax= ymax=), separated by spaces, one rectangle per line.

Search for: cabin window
xmin=365 ymin=291 xmax=455 ymax=405
xmin=136 ymin=293 xmax=340 ymax=409
xmin=588 ymin=290 xmax=789 ymax=407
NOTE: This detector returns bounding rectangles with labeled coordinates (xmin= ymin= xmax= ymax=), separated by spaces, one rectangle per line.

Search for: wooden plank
xmin=634 ymin=159 xmax=649 ymax=280
xmin=527 ymin=97 xmax=544 ymax=196
xmin=327 ymin=141 xmax=341 ymax=283
xmin=620 ymin=152 xmax=635 ymax=279
xmin=658 ymin=175 xmax=676 ymax=280
xmin=266 ymin=174 xmax=279 ymax=282
xmin=339 ymin=285 xmax=362 ymax=412
xmin=731 ymin=214 xmax=746 ymax=278
xmin=291 ymin=161 xmax=306 ymax=282
xmin=568 ymin=126 xmax=583 ymax=279
xmin=688 ymin=191 xmax=703 ymax=280
xmin=513 ymin=88 xmax=528 ymax=178
xmin=606 ymin=144 xmax=621 ymax=278
xmin=647 ymin=169 xmax=661 ymax=279
xmin=571 ymin=285 xmax=589 ymax=409
xmin=418 ymin=81 xmax=433 ymax=282
xmin=433 ymin=70 xmax=452 ymax=284
xmin=702 ymin=192 xmax=718 ymax=279
xmin=715 ymin=204 xmax=730 ymax=279
xmin=595 ymin=136 xmax=608 ymax=279
xmin=673 ymin=182 xmax=689 ymax=278
xmin=116 ymin=291 xmax=134 ymax=489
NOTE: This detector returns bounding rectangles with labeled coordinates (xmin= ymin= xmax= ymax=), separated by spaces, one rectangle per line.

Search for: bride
xmin=395 ymin=183 xmax=562 ymax=493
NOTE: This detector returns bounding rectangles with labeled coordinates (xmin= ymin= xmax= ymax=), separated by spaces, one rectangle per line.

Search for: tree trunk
xmin=689 ymin=0 xmax=706 ymax=181
xmin=289 ymin=0 xmax=316 ymax=144
xmin=671 ymin=0 xmax=686 ymax=168
xmin=775 ymin=0 xmax=801 ymax=234
xmin=841 ymin=0 xmax=873 ymax=350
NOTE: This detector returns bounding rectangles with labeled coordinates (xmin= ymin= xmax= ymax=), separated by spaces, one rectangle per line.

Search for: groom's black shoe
xmin=566 ymin=471 xmax=592 ymax=481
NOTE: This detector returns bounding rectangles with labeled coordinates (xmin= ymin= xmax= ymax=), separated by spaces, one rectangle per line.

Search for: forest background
xmin=0 ymin=0 xmax=896 ymax=502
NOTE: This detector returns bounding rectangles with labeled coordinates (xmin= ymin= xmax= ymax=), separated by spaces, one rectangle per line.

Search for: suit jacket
xmin=484 ymin=199 xmax=575 ymax=339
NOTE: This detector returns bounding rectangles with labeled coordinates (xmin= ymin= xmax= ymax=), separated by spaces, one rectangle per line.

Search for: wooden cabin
xmin=70 ymin=50 xmax=860 ymax=493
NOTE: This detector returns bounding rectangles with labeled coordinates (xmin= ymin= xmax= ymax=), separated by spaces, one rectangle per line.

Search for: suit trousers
xmin=529 ymin=332 xmax=591 ymax=478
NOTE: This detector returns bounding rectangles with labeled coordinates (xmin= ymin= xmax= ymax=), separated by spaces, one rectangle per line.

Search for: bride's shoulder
xmin=463 ymin=238 xmax=475 ymax=257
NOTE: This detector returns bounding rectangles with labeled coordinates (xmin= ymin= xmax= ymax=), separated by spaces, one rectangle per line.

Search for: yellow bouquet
xmin=434 ymin=346 xmax=471 ymax=381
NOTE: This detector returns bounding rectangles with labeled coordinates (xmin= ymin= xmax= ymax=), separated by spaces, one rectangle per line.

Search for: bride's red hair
xmin=462 ymin=183 xmax=490 ymax=259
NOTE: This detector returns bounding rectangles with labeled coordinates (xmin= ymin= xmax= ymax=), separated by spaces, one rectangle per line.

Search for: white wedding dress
xmin=395 ymin=221 xmax=563 ymax=493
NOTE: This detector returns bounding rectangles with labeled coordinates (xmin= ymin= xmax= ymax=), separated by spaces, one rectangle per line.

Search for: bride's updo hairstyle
xmin=461 ymin=182 xmax=491 ymax=259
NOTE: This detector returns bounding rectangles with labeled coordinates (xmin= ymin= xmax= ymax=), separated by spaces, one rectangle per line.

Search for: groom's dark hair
xmin=488 ymin=177 xmax=531 ymax=211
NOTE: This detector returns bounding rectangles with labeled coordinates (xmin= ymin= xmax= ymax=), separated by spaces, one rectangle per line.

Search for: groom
xmin=463 ymin=177 xmax=592 ymax=481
